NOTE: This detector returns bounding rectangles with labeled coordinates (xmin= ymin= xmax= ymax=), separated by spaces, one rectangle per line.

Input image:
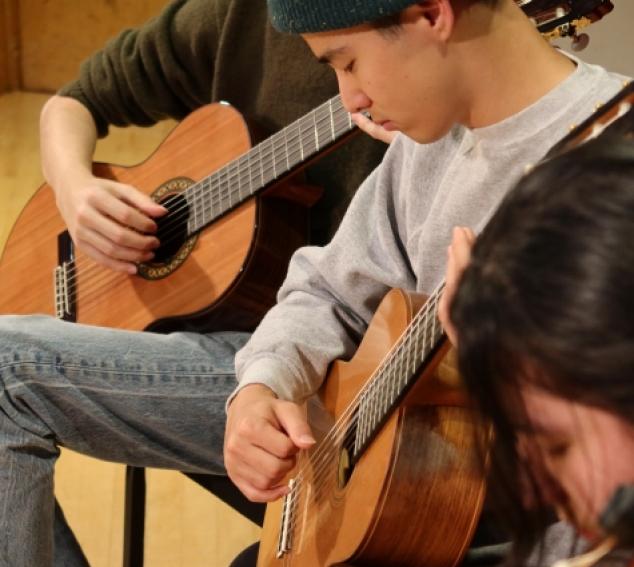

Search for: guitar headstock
xmin=546 ymin=81 xmax=634 ymax=157
xmin=518 ymin=0 xmax=614 ymax=41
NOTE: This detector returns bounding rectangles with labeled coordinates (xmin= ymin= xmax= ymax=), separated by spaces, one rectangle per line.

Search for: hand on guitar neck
xmin=40 ymin=95 xmax=167 ymax=274
xmin=225 ymin=383 xmax=316 ymax=503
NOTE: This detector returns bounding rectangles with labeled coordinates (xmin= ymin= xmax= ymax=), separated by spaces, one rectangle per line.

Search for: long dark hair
xmin=450 ymin=136 xmax=634 ymax=561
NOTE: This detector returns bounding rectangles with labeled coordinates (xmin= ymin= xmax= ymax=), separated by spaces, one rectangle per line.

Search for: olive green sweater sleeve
xmin=58 ymin=0 xmax=227 ymax=136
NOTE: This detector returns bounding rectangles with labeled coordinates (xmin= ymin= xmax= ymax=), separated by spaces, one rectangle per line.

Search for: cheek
xmin=551 ymin=446 xmax=623 ymax=535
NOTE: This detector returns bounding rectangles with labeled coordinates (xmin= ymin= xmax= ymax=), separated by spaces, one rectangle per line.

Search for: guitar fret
xmin=186 ymin=187 xmax=198 ymax=234
xmin=198 ymin=180 xmax=206 ymax=228
xmin=313 ymin=110 xmax=320 ymax=152
xmin=193 ymin=186 xmax=200 ymax=232
xmin=256 ymin=143 xmax=264 ymax=189
xmin=234 ymin=154 xmax=243 ymax=204
xmin=329 ymin=98 xmax=336 ymax=141
xmin=298 ymin=115 xmax=305 ymax=163
xmin=271 ymin=130 xmax=280 ymax=180
xmin=381 ymin=358 xmax=392 ymax=420
xmin=267 ymin=136 xmax=278 ymax=185
xmin=225 ymin=161 xmax=232 ymax=209
xmin=201 ymin=180 xmax=209 ymax=228
xmin=238 ymin=154 xmax=249 ymax=199
xmin=283 ymin=125 xmax=291 ymax=172
xmin=355 ymin=393 xmax=367 ymax=455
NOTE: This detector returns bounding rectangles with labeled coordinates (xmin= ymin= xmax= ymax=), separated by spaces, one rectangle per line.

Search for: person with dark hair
xmin=441 ymin=135 xmax=634 ymax=565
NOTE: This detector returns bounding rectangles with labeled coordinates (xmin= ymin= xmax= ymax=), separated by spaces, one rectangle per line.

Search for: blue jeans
xmin=0 ymin=315 xmax=249 ymax=566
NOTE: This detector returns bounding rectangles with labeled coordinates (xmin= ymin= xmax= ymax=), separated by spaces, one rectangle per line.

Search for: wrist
xmin=231 ymin=383 xmax=277 ymax=408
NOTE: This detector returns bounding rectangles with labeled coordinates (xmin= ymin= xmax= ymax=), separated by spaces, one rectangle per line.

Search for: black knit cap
xmin=267 ymin=0 xmax=420 ymax=34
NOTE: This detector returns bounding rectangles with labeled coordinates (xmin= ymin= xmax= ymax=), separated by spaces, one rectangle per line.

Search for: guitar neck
xmin=352 ymin=283 xmax=446 ymax=462
xmin=182 ymin=95 xmax=356 ymax=236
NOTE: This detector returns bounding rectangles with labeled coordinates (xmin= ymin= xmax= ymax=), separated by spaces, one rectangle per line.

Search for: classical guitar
xmin=520 ymin=0 xmax=613 ymax=40
xmin=258 ymin=287 xmax=485 ymax=567
xmin=0 ymin=96 xmax=358 ymax=333
xmin=255 ymin=70 xmax=634 ymax=567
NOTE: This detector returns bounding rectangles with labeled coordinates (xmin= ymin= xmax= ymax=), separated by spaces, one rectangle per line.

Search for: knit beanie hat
xmin=267 ymin=0 xmax=421 ymax=34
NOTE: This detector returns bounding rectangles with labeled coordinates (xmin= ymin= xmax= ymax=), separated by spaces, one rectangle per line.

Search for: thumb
xmin=275 ymin=402 xmax=316 ymax=449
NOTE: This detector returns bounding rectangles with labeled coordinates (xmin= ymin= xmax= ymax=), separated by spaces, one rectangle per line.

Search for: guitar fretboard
xmin=352 ymin=284 xmax=446 ymax=460
xmin=182 ymin=96 xmax=355 ymax=235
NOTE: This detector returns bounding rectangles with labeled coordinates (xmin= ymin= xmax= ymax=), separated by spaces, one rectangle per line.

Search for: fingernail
xmin=299 ymin=435 xmax=316 ymax=444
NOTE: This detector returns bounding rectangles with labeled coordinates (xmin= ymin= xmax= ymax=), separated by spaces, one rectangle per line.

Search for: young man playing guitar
xmin=223 ymin=0 xmax=629 ymax=564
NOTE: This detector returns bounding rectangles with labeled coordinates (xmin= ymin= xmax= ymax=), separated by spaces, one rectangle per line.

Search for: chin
xmin=410 ymin=123 xmax=454 ymax=145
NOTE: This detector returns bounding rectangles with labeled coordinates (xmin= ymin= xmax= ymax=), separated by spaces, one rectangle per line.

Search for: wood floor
xmin=0 ymin=91 xmax=260 ymax=567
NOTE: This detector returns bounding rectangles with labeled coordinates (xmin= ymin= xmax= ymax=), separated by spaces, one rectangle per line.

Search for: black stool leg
xmin=123 ymin=466 xmax=146 ymax=567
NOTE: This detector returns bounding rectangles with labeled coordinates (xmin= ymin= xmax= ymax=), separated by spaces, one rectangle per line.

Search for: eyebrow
xmin=317 ymin=46 xmax=349 ymax=65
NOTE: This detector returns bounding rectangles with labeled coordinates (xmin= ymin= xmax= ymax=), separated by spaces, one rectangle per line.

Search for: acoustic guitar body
xmin=0 ymin=103 xmax=318 ymax=333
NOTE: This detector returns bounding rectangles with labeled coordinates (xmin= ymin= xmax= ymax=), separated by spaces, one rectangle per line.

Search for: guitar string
xmin=56 ymin=106 xmax=354 ymax=314
xmin=284 ymin=297 xmax=443 ymax=550
xmin=276 ymin=306 xmax=431 ymax=565
xmin=286 ymin=295 xmax=440 ymax=508
xmin=276 ymin=289 xmax=445 ymax=548
xmin=61 ymin=100 xmax=349 ymax=292
xmin=282 ymin=296 xmax=445 ymax=558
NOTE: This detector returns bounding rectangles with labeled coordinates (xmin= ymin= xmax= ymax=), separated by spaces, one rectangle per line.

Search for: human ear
xmin=407 ymin=0 xmax=455 ymax=42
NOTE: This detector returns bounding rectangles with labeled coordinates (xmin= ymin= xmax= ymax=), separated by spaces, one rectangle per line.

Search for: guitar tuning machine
xmin=571 ymin=32 xmax=590 ymax=51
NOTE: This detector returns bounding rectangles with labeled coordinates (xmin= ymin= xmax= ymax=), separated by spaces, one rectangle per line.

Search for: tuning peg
xmin=571 ymin=32 xmax=590 ymax=51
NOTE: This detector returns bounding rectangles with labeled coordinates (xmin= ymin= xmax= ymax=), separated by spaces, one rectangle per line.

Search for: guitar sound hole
xmin=153 ymin=193 xmax=190 ymax=263
xmin=337 ymin=420 xmax=359 ymax=490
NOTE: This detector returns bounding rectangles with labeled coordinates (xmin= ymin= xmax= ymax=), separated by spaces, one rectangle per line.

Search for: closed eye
xmin=545 ymin=441 xmax=570 ymax=459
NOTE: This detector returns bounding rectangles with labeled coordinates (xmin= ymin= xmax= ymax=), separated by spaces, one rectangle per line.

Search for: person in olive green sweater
xmin=0 ymin=1 xmax=389 ymax=566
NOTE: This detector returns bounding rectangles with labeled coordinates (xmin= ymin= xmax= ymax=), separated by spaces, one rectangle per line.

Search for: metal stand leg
xmin=122 ymin=466 xmax=146 ymax=567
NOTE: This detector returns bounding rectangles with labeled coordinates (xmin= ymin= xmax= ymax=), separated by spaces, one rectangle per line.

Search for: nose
xmin=336 ymin=72 xmax=372 ymax=114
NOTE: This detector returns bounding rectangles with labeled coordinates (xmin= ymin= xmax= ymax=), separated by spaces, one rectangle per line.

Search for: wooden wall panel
xmin=19 ymin=0 xmax=170 ymax=93
xmin=0 ymin=0 xmax=20 ymax=93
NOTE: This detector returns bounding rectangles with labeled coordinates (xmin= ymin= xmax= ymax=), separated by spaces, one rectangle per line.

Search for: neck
xmin=452 ymin=0 xmax=576 ymax=129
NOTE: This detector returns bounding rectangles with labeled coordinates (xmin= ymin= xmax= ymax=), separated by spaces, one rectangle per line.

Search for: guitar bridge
xmin=276 ymin=478 xmax=297 ymax=558
xmin=54 ymin=231 xmax=76 ymax=322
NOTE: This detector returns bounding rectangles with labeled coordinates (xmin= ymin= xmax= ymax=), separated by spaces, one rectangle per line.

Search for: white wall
xmin=553 ymin=0 xmax=634 ymax=77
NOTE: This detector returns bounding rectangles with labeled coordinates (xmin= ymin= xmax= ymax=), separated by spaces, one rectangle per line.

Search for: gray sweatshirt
xmin=235 ymin=55 xmax=630 ymax=403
